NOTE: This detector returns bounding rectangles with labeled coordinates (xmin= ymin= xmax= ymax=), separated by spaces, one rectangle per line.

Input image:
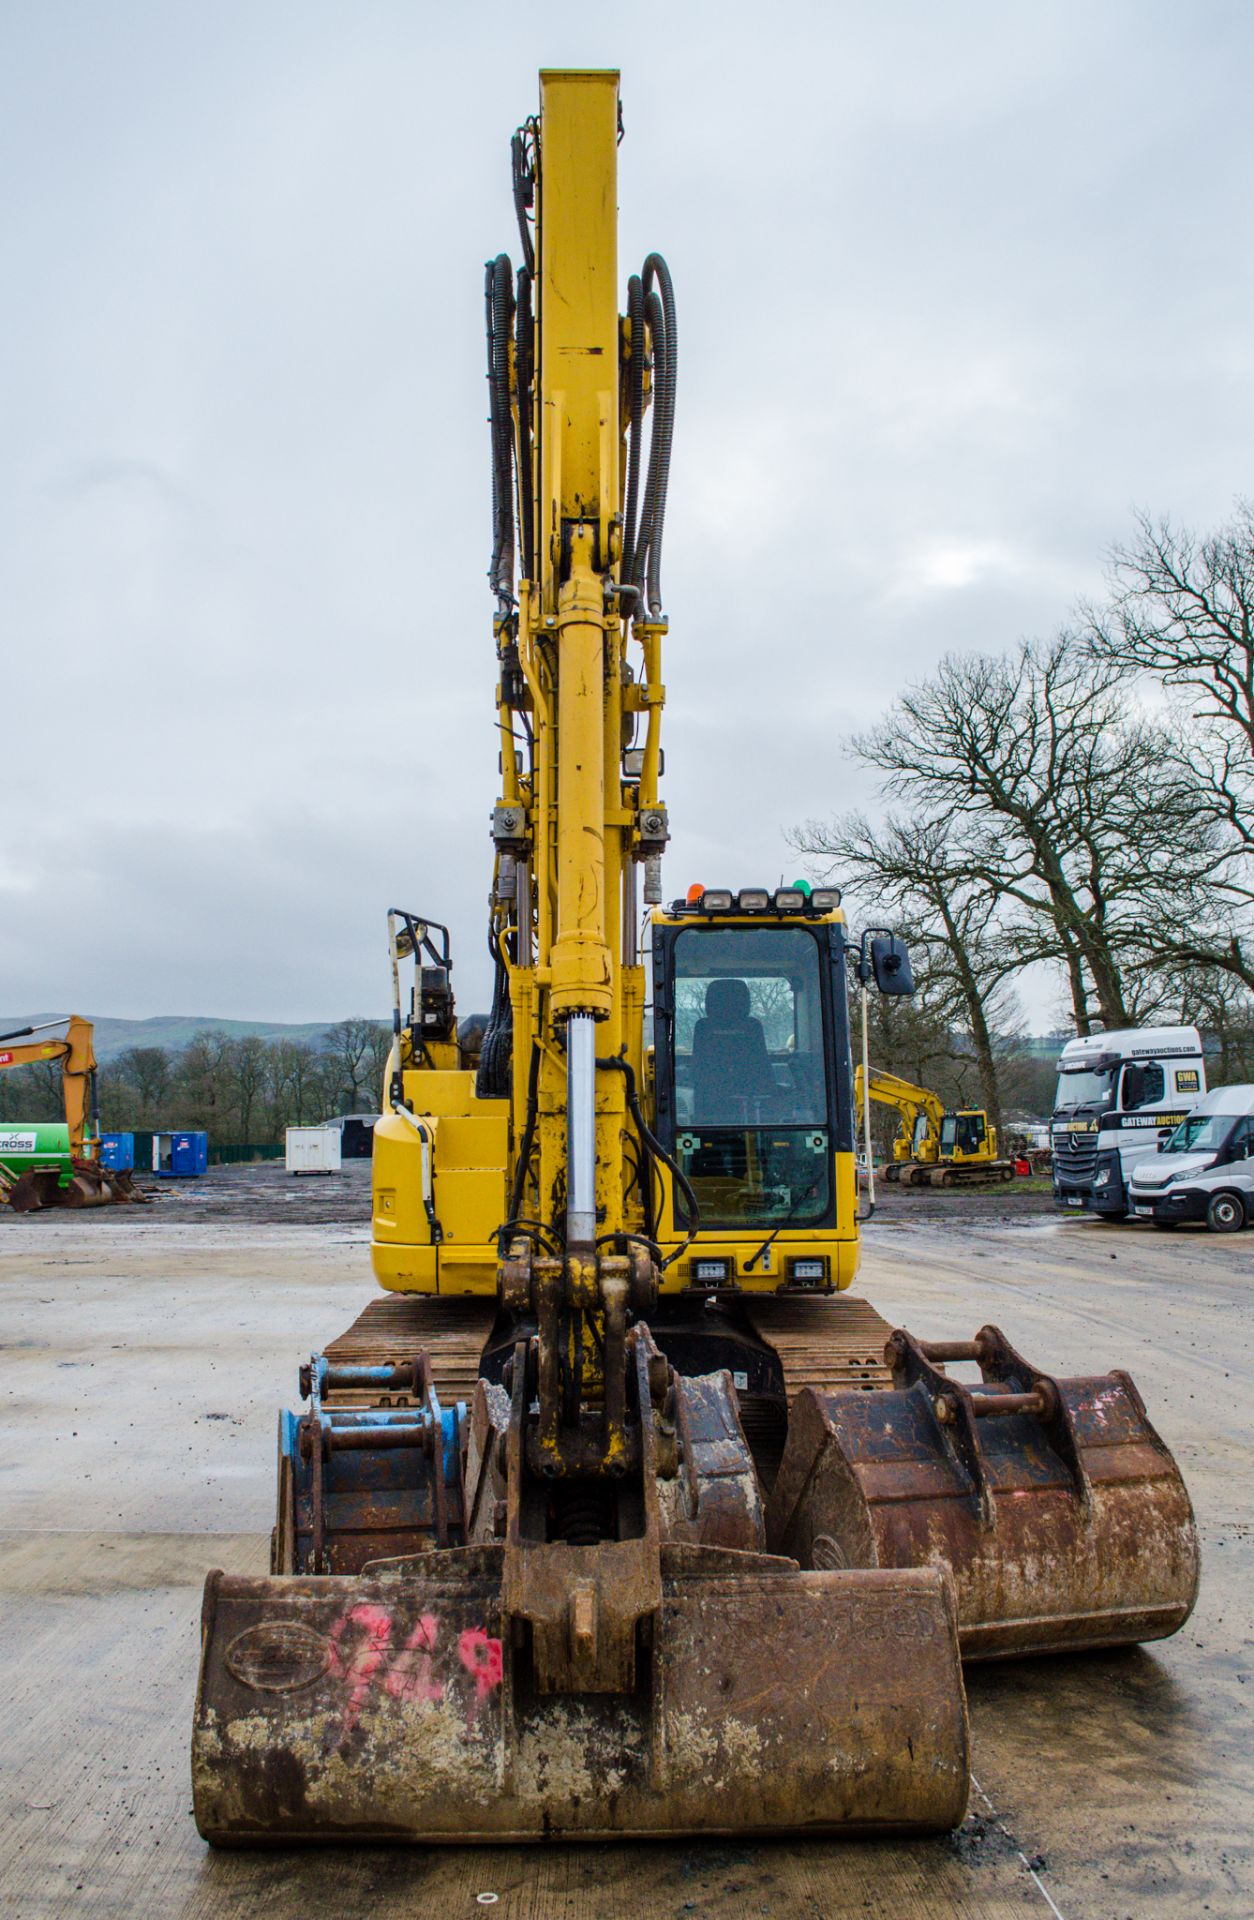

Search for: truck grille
xmin=1053 ymin=1129 xmax=1098 ymax=1181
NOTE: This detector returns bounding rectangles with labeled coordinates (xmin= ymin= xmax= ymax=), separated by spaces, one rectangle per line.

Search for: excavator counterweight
xmin=192 ymin=67 xmax=1195 ymax=1847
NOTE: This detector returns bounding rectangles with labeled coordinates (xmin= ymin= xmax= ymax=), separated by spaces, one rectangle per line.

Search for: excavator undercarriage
xmin=192 ymin=67 xmax=1197 ymax=1846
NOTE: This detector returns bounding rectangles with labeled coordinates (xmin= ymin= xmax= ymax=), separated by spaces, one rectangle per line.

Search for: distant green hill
xmin=0 ymin=1014 xmax=378 ymax=1064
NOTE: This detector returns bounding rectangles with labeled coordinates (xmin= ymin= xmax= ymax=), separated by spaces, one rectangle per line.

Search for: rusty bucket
xmin=7 ymin=1160 xmax=144 ymax=1212
xmin=192 ymin=1547 xmax=969 ymax=1843
xmin=766 ymin=1325 xmax=1199 ymax=1660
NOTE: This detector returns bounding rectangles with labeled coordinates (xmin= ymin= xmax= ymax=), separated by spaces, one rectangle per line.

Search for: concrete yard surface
xmin=0 ymin=1192 xmax=1249 ymax=1918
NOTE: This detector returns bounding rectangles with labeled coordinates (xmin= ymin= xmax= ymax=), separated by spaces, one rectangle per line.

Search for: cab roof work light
xmin=673 ymin=884 xmax=843 ymax=916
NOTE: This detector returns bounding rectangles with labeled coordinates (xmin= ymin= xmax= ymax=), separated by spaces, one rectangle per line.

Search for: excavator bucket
xmin=193 ymin=1554 xmax=968 ymax=1843
xmin=193 ymin=1344 xmax=971 ymax=1842
xmin=767 ymin=1325 xmax=1199 ymax=1659
xmin=7 ymin=1160 xmax=143 ymax=1212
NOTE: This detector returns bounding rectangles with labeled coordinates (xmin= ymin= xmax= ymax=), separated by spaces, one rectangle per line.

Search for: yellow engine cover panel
xmin=371 ymin=1096 xmax=509 ymax=1296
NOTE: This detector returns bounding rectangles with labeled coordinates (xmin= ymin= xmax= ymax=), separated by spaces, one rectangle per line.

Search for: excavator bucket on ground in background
xmin=767 ymin=1325 xmax=1199 ymax=1659
xmin=192 ymin=66 xmax=1194 ymax=1848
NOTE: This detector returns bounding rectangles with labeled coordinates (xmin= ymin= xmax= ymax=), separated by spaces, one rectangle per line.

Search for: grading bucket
xmin=193 ymin=1546 xmax=969 ymax=1843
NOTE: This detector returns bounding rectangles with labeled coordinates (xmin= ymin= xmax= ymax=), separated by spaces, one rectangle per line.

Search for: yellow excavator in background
xmin=0 ymin=1016 xmax=142 ymax=1211
xmin=193 ymin=70 xmax=1199 ymax=1846
xmin=856 ymin=1067 xmax=1014 ymax=1186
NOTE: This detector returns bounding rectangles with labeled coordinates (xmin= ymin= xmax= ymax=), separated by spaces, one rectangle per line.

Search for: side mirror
xmin=1156 ymin=1128 xmax=1172 ymax=1152
xmin=869 ymin=934 xmax=914 ymax=997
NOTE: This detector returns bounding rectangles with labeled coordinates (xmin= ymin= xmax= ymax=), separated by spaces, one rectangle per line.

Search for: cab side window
xmin=1123 ymin=1062 xmax=1165 ymax=1110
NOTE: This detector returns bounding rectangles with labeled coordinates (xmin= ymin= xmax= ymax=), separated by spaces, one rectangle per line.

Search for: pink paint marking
xmin=458 ymin=1626 xmax=504 ymax=1703
xmin=328 ymin=1602 xmax=393 ymax=1729
xmin=384 ymin=1612 xmax=444 ymax=1705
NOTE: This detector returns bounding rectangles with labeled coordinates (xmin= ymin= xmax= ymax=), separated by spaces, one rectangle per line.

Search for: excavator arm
xmin=855 ymin=1065 xmax=945 ymax=1161
xmin=0 ymin=1016 xmax=140 ymax=1211
xmin=0 ymin=1014 xmax=98 ymax=1154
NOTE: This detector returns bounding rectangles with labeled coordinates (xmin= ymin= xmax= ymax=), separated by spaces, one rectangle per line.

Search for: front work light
xmin=737 ymin=889 xmax=771 ymax=911
xmin=810 ymin=888 xmax=842 ymax=911
xmin=786 ymin=1256 xmax=829 ymax=1286
xmin=701 ymin=890 xmax=734 ymax=912
xmin=691 ymin=1256 xmax=733 ymax=1284
xmin=774 ymin=888 xmax=807 ymax=912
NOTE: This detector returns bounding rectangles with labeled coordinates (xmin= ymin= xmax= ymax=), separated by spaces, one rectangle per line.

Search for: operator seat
xmin=691 ymin=977 xmax=777 ymax=1122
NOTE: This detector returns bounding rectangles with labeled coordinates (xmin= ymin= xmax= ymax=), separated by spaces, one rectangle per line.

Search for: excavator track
xmin=319 ymin=1290 xmax=895 ymax=1414
xmin=745 ymin=1294 xmax=895 ymax=1398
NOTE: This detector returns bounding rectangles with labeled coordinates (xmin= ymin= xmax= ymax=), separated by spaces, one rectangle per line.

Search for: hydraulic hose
xmin=514 ymin=264 xmax=535 ymax=580
xmin=475 ymin=920 xmax=513 ymax=1099
xmin=485 ymin=253 xmax=516 ymax=609
xmin=498 ymin=1040 xmax=542 ymax=1252
xmin=597 ymin=1051 xmax=700 ymax=1266
xmin=620 ymin=273 xmax=645 ymax=586
xmin=630 ymin=253 xmax=677 ymax=617
xmin=511 ymin=127 xmax=536 ymax=278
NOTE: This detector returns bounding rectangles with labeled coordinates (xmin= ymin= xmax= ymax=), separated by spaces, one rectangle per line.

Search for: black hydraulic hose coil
xmin=597 ymin=1052 xmax=699 ymax=1264
xmin=499 ymin=1040 xmax=542 ymax=1251
xmin=636 ymin=253 xmax=677 ymax=618
xmin=475 ymin=927 xmax=513 ymax=1100
xmin=620 ymin=273 xmax=646 ymax=587
xmin=511 ymin=129 xmax=536 ymax=278
xmin=485 ymin=254 xmax=516 ymax=607
xmin=515 ymin=264 xmax=535 ymax=581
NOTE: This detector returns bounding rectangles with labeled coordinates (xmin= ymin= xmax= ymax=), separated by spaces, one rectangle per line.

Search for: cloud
xmin=895 ymin=538 xmax=1022 ymax=595
xmin=3 ymin=1 xmax=1253 ymax=1033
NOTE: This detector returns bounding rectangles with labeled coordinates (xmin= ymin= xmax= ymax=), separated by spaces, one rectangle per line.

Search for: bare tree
xmin=1089 ymin=504 xmax=1254 ymax=991
xmin=228 ymin=1035 xmax=269 ymax=1145
xmin=114 ymin=1046 xmax=172 ymax=1121
xmin=322 ymin=1019 xmax=390 ymax=1113
xmin=790 ymin=811 xmax=1014 ymax=1131
xmin=852 ymin=636 xmax=1220 ymax=1033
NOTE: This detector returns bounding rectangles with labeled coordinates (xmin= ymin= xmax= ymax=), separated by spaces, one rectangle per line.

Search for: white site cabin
xmin=285 ymin=1125 xmax=342 ymax=1175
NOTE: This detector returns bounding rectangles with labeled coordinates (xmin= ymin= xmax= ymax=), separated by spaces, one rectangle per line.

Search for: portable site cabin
xmin=152 ymin=1131 xmax=208 ymax=1177
xmin=100 ymin=1132 xmax=134 ymax=1172
xmin=285 ymin=1125 xmax=342 ymax=1175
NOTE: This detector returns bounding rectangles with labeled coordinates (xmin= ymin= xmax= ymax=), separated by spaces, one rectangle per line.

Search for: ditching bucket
xmin=766 ymin=1325 xmax=1199 ymax=1660
xmin=192 ymin=1547 xmax=969 ymax=1843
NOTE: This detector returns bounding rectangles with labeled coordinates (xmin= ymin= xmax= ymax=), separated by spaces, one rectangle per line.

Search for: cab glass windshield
xmin=671 ymin=926 xmax=829 ymax=1227
xmin=941 ymin=1113 xmax=985 ymax=1154
xmin=1054 ymin=1067 xmax=1116 ymax=1111
xmin=1163 ymin=1113 xmax=1234 ymax=1153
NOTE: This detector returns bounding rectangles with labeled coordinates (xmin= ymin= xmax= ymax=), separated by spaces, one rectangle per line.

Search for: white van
xmin=1052 ymin=1026 xmax=1207 ymax=1218
xmin=1128 ymin=1086 xmax=1254 ymax=1231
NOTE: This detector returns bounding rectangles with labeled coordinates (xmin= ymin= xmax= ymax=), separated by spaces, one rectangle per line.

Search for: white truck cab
xmin=1052 ymin=1025 xmax=1206 ymax=1219
xmin=1129 ymin=1086 xmax=1254 ymax=1231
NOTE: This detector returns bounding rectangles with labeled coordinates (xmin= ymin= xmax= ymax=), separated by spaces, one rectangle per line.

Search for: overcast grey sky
xmin=3 ymin=1 xmax=1251 ymax=1027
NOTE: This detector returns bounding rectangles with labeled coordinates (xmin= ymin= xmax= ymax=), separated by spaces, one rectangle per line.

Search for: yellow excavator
xmin=0 ymin=1016 xmax=142 ymax=1211
xmin=856 ymin=1067 xmax=1014 ymax=1186
xmin=193 ymin=70 xmax=1199 ymax=1845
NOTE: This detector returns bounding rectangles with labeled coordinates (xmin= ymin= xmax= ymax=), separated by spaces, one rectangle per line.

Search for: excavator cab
xmin=941 ymin=1111 xmax=987 ymax=1159
xmin=653 ymin=898 xmax=850 ymax=1237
